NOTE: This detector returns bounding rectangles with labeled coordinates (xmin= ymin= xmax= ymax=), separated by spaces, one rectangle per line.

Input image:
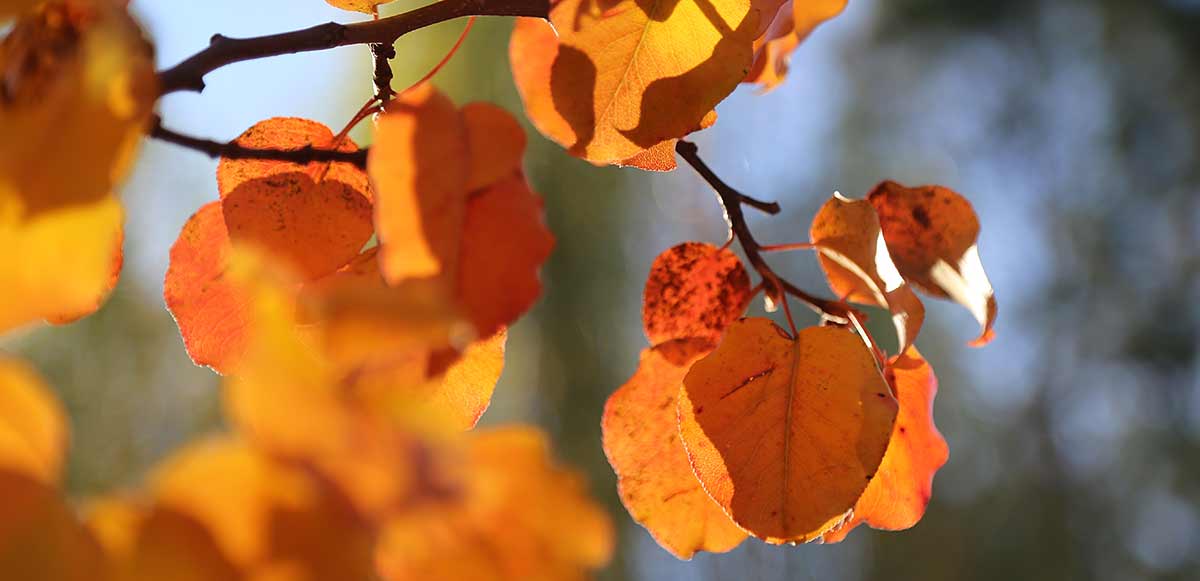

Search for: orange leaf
xmin=457 ymin=175 xmax=555 ymax=338
xmin=148 ymin=438 xmax=375 ymax=580
xmin=678 ymin=318 xmax=897 ymax=543
xmin=823 ymin=347 xmax=948 ymax=542
xmin=462 ymin=102 xmax=527 ymax=192
xmin=163 ymin=202 xmax=249 ymax=374
xmin=745 ymin=0 xmax=847 ymax=90
xmin=221 ymin=172 xmax=374 ymax=280
xmin=810 ymin=193 xmax=925 ymax=353
xmin=509 ymin=0 xmax=759 ymax=166
xmin=86 ymin=498 xmax=241 ymax=581
xmin=370 ymin=83 xmax=469 ymax=283
xmin=0 ymin=359 xmax=68 ymax=485
xmin=0 ymin=472 xmax=103 ymax=581
xmin=217 ymin=117 xmax=371 ymax=201
xmin=324 ymin=0 xmax=395 ymax=14
xmin=377 ymin=427 xmax=614 ymax=581
xmin=642 ymin=242 xmax=752 ymax=345
xmin=868 ymin=180 xmax=998 ymax=346
xmin=602 ymin=339 xmax=747 ymax=559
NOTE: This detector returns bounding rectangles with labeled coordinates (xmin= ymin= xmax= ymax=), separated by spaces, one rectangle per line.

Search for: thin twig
xmin=148 ymin=116 xmax=369 ymax=168
xmin=156 ymin=0 xmax=549 ymax=95
xmin=675 ymin=140 xmax=857 ymax=325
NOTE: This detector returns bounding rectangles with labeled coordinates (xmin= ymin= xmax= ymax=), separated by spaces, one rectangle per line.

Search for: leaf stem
xmin=156 ymin=0 xmax=549 ymax=95
xmin=674 ymin=140 xmax=856 ymax=324
xmin=147 ymin=115 xmax=369 ymax=168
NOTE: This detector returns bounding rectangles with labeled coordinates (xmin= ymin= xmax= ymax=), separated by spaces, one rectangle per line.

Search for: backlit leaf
xmin=462 ymin=102 xmax=527 ymax=192
xmin=457 ymin=175 xmax=555 ymax=338
xmin=602 ymin=339 xmax=747 ymax=560
xmin=745 ymin=0 xmax=846 ymax=90
xmin=810 ymin=193 xmax=924 ymax=353
xmin=509 ymin=0 xmax=758 ymax=166
xmin=823 ymin=347 xmax=947 ymax=542
xmin=0 ymin=358 xmax=67 ymax=484
xmin=0 ymin=0 xmax=154 ymax=332
xmin=324 ymin=0 xmax=395 ymax=14
xmin=868 ymin=180 xmax=998 ymax=346
xmin=678 ymin=318 xmax=897 ymax=543
xmin=642 ymin=242 xmax=752 ymax=345
xmin=370 ymin=83 xmax=469 ymax=283
xmin=217 ymin=117 xmax=371 ymax=201
xmin=376 ymin=427 xmax=614 ymax=581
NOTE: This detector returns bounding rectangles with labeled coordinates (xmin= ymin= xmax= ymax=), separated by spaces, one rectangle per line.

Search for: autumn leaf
xmin=369 ymin=85 xmax=554 ymax=338
xmin=823 ymin=347 xmax=947 ymax=543
xmin=376 ymin=427 xmax=614 ymax=581
xmin=146 ymin=438 xmax=376 ymax=581
xmin=0 ymin=0 xmax=156 ymax=332
xmin=810 ymin=193 xmax=925 ymax=353
xmin=745 ymin=0 xmax=847 ymax=90
xmin=602 ymin=338 xmax=747 ymax=560
xmin=0 ymin=472 xmax=104 ymax=581
xmin=217 ymin=117 xmax=371 ymax=201
xmin=509 ymin=0 xmax=759 ymax=166
xmin=370 ymin=84 xmax=470 ymax=284
xmin=1 ymin=0 xmax=39 ymax=19
xmin=642 ymin=242 xmax=753 ymax=345
xmin=87 ymin=498 xmax=242 ymax=581
xmin=678 ymin=318 xmax=897 ymax=543
xmin=0 ymin=358 xmax=68 ymax=485
xmin=868 ymin=180 xmax=998 ymax=346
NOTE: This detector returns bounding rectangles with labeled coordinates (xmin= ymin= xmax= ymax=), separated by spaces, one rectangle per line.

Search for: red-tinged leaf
xmin=221 ymin=171 xmax=374 ymax=280
xmin=509 ymin=0 xmax=758 ymax=166
xmin=456 ymin=175 xmax=555 ymax=339
xmin=0 ymin=472 xmax=104 ymax=581
xmin=164 ymin=202 xmax=248 ymax=374
xmin=810 ymin=193 xmax=925 ymax=353
xmin=0 ymin=358 xmax=68 ymax=485
xmin=217 ymin=117 xmax=370 ymax=201
xmin=602 ymin=338 xmax=747 ymax=560
xmin=370 ymin=83 xmax=469 ymax=283
xmin=822 ymin=347 xmax=947 ymax=542
xmin=462 ymin=102 xmax=527 ymax=192
xmin=642 ymin=242 xmax=752 ymax=345
xmin=678 ymin=318 xmax=897 ymax=543
xmin=868 ymin=180 xmax=998 ymax=346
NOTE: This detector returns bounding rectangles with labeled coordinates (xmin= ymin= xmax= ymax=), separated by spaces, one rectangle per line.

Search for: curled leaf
xmin=509 ymin=0 xmax=758 ymax=166
xmin=678 ymin=318 xmax=897 ymax=543
xmin=642 ymin=242 xmax=752 ymax=345
xmin=823 ymin=347 xmax=948 ymax=542
xmin=868 ymin=180 xmax=997 ymax=346
xmin=602 ymin=339 xmax=747 ymax=560
xmin=744 ymin=0 xmax=846 ymax=90
xmin=810 ymin=193 xmax=924 ymax=353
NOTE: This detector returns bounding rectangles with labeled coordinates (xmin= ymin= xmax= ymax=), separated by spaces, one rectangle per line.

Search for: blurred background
xmin=3 ymin=0 xmax=1198 ymax=579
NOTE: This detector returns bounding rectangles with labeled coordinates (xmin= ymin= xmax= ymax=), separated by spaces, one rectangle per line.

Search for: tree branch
xmin=156 ymin=0 xmax=549 ymax=95
xmin=675 ymin=140 xmax=857 ymax=324
xmin=148 ymin=116 xmax=369 ymax=168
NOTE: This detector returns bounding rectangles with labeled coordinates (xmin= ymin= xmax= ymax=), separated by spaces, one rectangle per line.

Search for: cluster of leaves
xmin=602 ymin=180 xmax=996 ymax=558
xmin=2 ymin=0 xmax=1004 ymax=574
xmin=1 ymin=1 xmax=613 ymax=579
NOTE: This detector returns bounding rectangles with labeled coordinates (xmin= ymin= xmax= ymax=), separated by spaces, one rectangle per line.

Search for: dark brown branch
xmin=156 ymin=0 xmax=549 ymax=95
xmin=148 ymin=116 xmax=368 ymax=168
xmin=371 ymin=42 xmax=397 ymax=101
xmin=675 ymin=140 xmax=856 ymax=323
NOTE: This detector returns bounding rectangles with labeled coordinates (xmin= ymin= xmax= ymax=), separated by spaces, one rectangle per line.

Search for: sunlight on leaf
xmin=0 ymin=358 xmax=67 ymax=485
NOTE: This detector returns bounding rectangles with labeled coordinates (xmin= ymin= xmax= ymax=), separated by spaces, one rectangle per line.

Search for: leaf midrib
xmin=593 ymin=0 xmax=662 ymax=142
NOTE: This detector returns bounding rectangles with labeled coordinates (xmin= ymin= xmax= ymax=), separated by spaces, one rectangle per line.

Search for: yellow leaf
xmin=510 ymin=0 xmax=759 ymax=165
xmin=0 ymin=358 xmax=68 ymax=484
